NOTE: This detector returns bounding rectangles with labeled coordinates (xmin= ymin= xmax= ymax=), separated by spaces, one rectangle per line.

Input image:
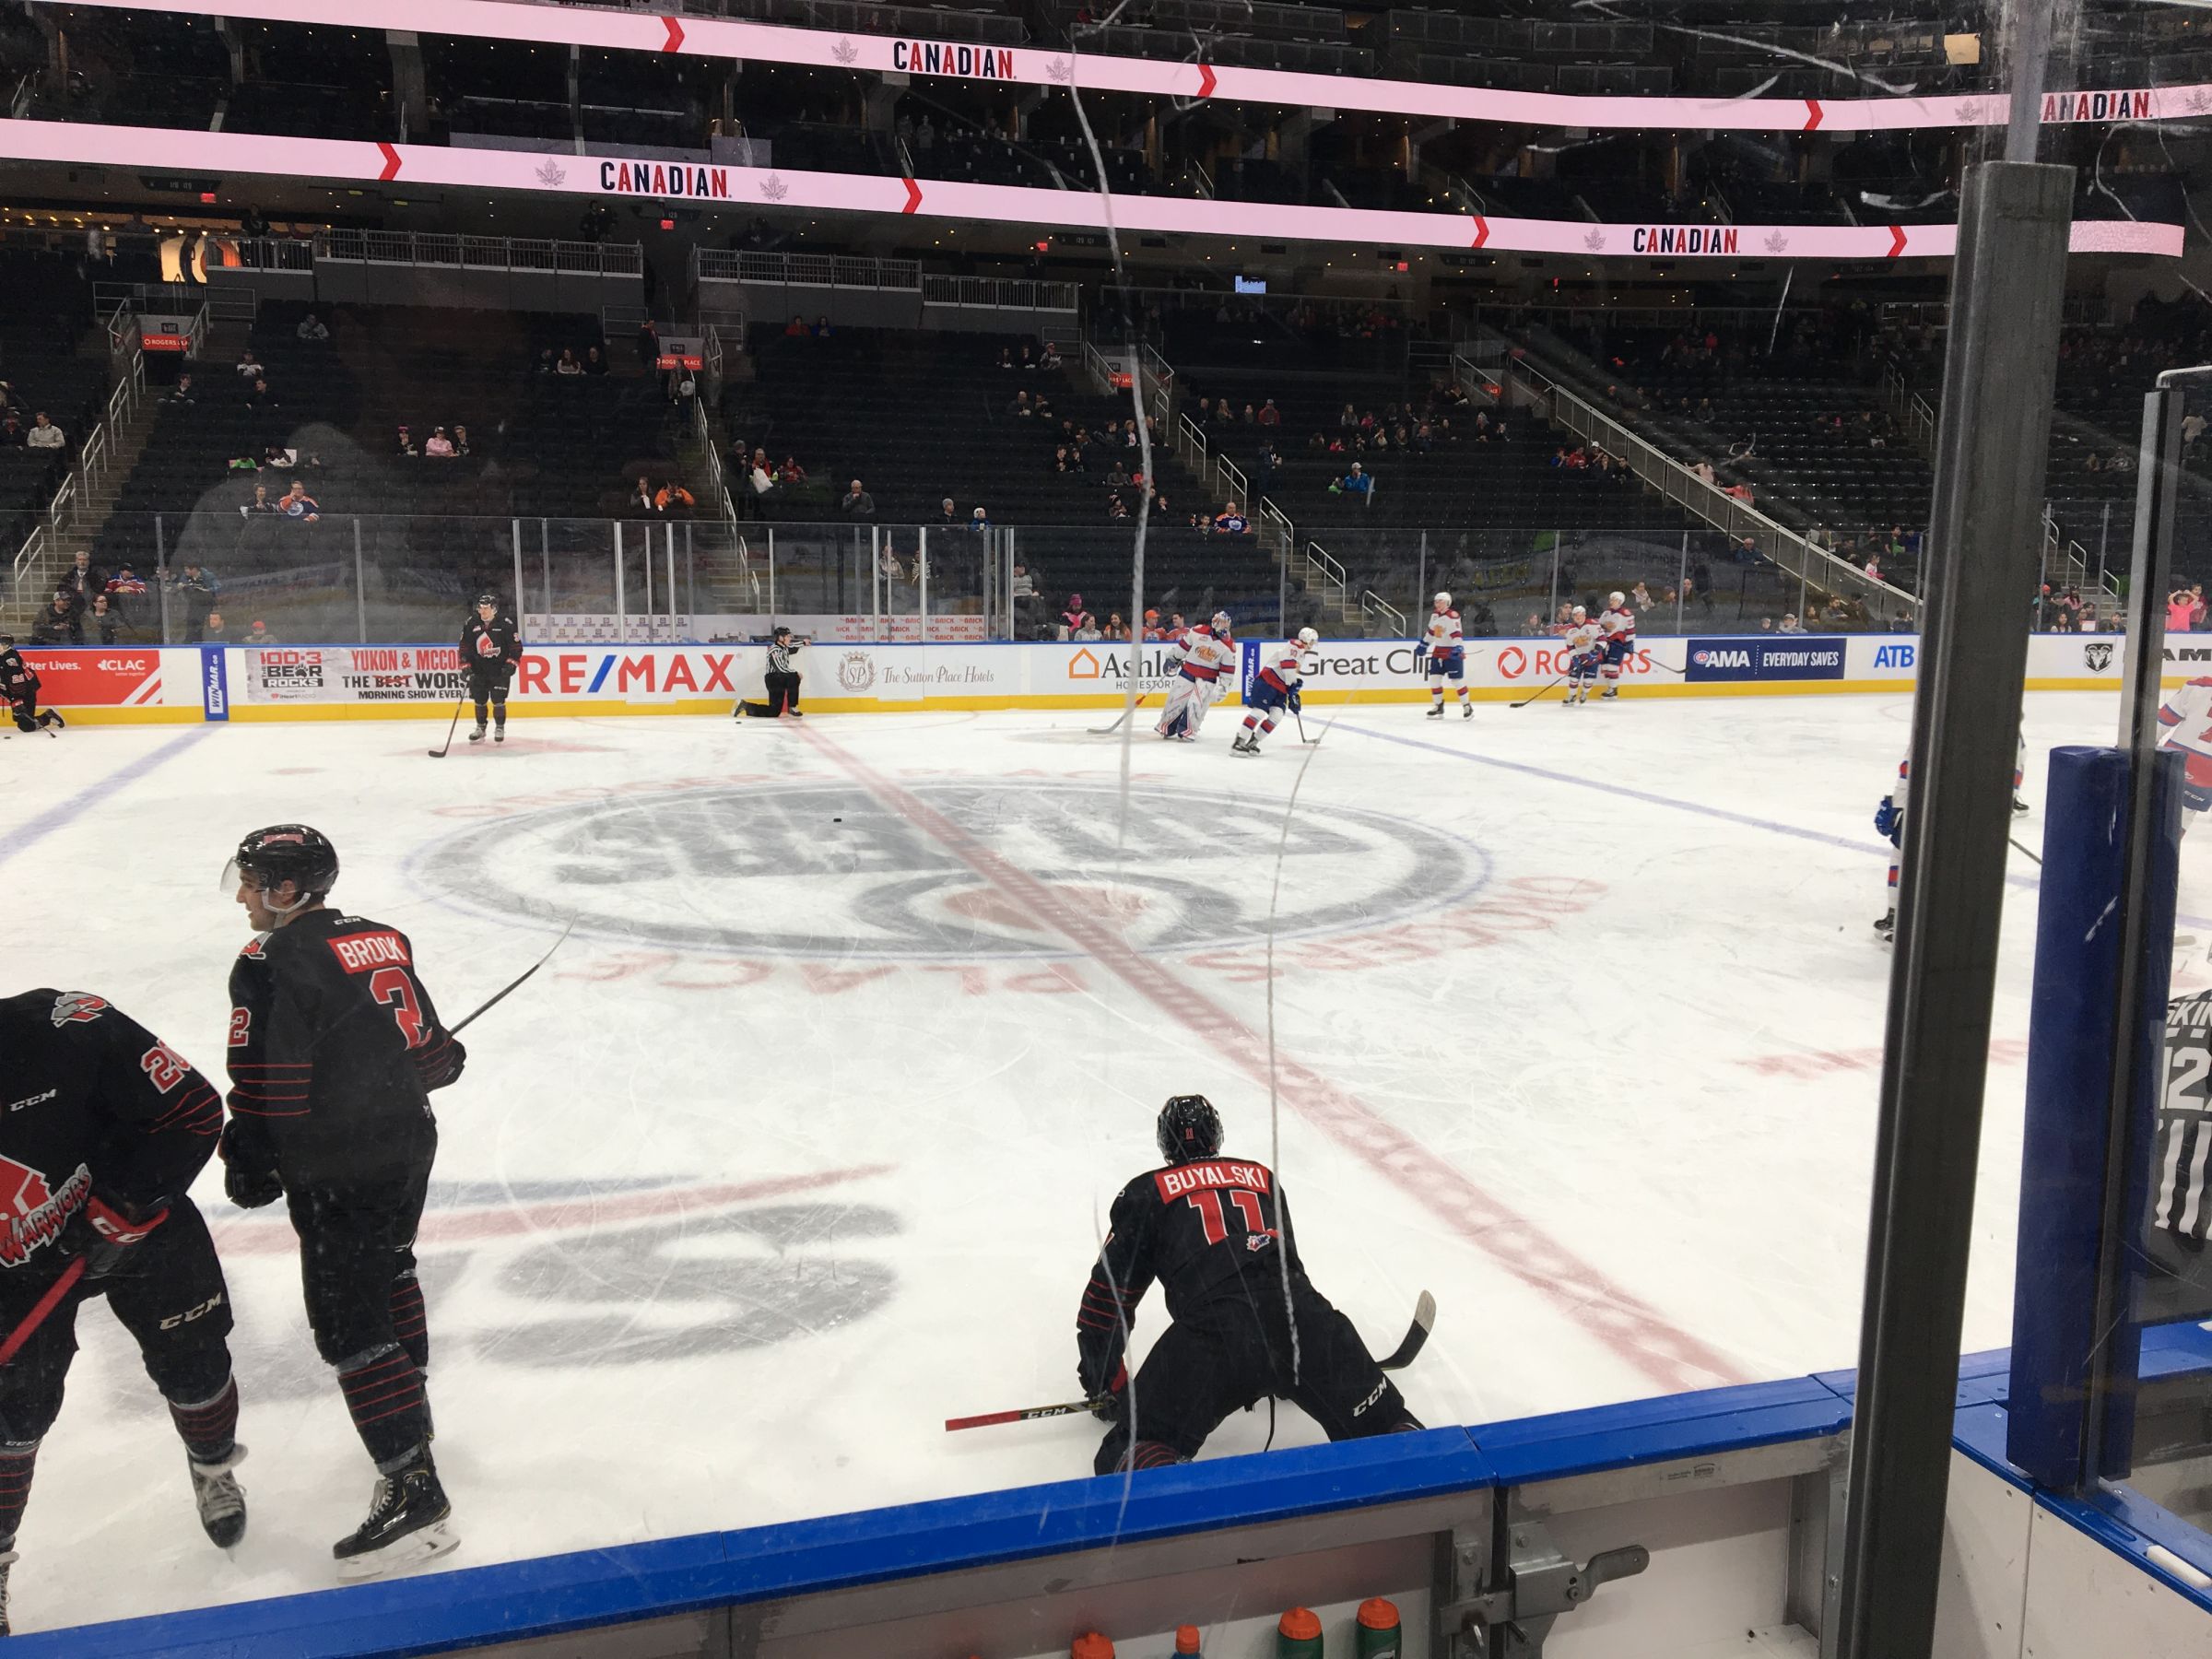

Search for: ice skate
xmin=2013 ymin=796 xmax=2029 ymax=815
xmin=493 ymin=724 xmax=506 ymax=744
xmin=1874 ymin=910 xmax=1895 ymax=942
xmin=1231 ymin=732 xmax=1259 ymax=756
xmin=334 ymin=1450 xmax=457 ymax=1581
xmin=1426 ymin=703 xmax=1444 ymax=719
xmin=466 ymin=723 xmax=487 ymax=744
xmin=188 ymin=1444 xmax=248 ymax=1548
xmin=1462 ymin=701 xmax=1473 ymax=718
xmin=0 ymin=1547 xmax=15 ymax=1636
xmin=41 ymin=710 xmax=63 ymax=733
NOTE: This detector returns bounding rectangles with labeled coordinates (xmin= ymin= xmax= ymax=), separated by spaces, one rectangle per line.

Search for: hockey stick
xmin=944 ymin=1290 xmax=1436 ymax=1431
xmin=448 ymin=921 xmax=575 ymax=1035
xmin=1291 ymin=705 xmax=1321 ymax=745
xmin=1090 ymin=697 xmax=1149 ymax=735
xmin=427 ymin=696 xmax=466 ymax=759
xmin=1511 ymin=674 xmax=1568 ymax=710
xmin=2009 ymin=836 xmax=2042 ymax=866
xmin=945 ymin=1397 xmax=1098 ymax=1432
xmin=1376 ymin=1288 xmax=1436 ymax=1371
xmin=0 ymin=1256 xmax=86 ymax=1367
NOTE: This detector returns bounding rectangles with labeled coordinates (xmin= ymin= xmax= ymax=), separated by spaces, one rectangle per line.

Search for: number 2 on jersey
xmin=371 ymin=966 xmax=429 ymax=1049
xmin=1184 ymin=1188 xmax=1273 ymax=1246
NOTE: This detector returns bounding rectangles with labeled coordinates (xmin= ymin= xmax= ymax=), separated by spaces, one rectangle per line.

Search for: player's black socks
xmin=337 ymin=1346 xmax=433 ymax=1466
xmin=0 ymin=1441 xmax=39 ymax=1547
xmin=169 ymin=1376 xmax=241 ymax=1464
xmin=390 ymin=1274 xmax=429 ymax=1371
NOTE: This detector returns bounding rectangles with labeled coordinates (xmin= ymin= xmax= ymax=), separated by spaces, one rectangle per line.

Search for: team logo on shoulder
xmin=239 ymin=935 xmax=269 ymax=959
xmin=48 ymin=992 xmax=108 ymax=1027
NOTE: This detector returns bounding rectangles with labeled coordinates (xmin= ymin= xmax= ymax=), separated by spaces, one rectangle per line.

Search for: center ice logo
xmin=413 ymin=780 xmax=1489 ymax=960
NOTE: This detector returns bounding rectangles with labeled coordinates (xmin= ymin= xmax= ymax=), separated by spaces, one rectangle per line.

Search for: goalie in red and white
xmin=2159 ymin=677 xmax=2212 ymax=835
xmin=1156 ymin=611 xmax=1237 ymax=742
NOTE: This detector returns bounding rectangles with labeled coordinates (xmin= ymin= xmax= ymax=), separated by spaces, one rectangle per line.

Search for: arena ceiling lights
xmin=29 ymin=0 xmax=2212 ymax=137
xmin=0 ymin=116 xmax=2184 ymax=262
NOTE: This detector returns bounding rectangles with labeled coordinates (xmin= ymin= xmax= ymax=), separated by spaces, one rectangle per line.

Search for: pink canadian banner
xmin=28 ymin=0 xmax=2212 ymax=136
xmin=0 ymin=120 xmax=2184 ymax=261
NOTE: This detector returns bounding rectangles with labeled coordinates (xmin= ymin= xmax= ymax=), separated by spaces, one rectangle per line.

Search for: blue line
xmin=0 ymin=728 xmax=210 ymax=871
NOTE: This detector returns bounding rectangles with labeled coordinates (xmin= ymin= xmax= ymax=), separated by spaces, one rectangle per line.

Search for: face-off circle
xmin=412 ymin=780 xmax=1491 ymax=961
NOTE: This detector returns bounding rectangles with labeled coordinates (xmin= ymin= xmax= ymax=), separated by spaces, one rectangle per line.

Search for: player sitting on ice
xmin=1416 ymin=592 xmax=1469 ymax=719
xmin=1874 ymin=748 xmax=1910 ymax=940
xmin=1156 ymin=610 xmax=1235 ymax=742
xmin=0 ymin=636 xmax=63 ymax=736
xmin=1597 ymin=591 xmax=1637 ymax=700
xmin=1559 ymin=606 xmax=1603 ymax=707
xmin=2159 ymin=677 xmax=2212 ymax=836
xmin=1076 ymin=1096 xmax=1423 ymax=1473
xmin=1233 ymin=628 xmax=1317 ymax=755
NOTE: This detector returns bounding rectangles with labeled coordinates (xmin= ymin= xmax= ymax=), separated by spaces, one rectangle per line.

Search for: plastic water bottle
xmin=1357 ymin=1597 xmax=1403 ymax=1657
xmin=1276 ymin=1606 xmax=1324 ymax=1657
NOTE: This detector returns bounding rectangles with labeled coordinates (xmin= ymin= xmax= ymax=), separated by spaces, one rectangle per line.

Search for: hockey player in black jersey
xmin=1076 ymin=1096 xmax=1421 ymax=1475
xmin=220 ymin=825 xmax=467 ymax=1577
xmin=458 ymin=594 xmax=521 ymax=744
xmin=0 ymin=637 xmax=64 ymax=735
xmin=0 ymin=990 xmax=243 ymax=1632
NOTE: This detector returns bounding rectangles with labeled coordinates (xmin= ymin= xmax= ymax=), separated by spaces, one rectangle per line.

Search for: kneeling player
xmin=1233 ymin=628 xmax=1316 ymax=755
xmin=1075 ymin=1096 xmax=1422 ymax=1473
xmin=1418 ymin=593 xmax=1469 ymax=719
xmin=0 ymin=990 xmax=245 ymax=1632
xmin=1559 ymin=606 xmax=1603 ymax=707
xmin=1156 ymin=612 xmax=1235 ymax=741
xmin=0 ymin=637 xmax=63 ymax=736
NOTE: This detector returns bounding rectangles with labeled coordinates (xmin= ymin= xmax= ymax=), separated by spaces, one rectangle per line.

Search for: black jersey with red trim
xmin=225 ymin=910 xmax=465 ymax=1182
xmin=459 ymin=615 xmax=522 ymax=675
xmin=0 ymin=989 xmax=222 ymax=1272
xmin=1077 ymin=1156 xmax=1305 ymax=1386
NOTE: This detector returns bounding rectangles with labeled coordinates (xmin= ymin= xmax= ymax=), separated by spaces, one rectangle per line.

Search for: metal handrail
xmin=1175 ymin=414 xmax=1208 ymax=476
xmin=320 ymin=229 xmax=641 ymax=275
xmin=700 ymin=248 xmax=922 ymax=288
xmin=9 ymin=524 xmax=44 ymax=599
xmin=1217 ymin=454 xmax=1248 ymax=512
xmin=1304 ymin=539 xmax=1350 ymax=617
xmin=1491 ymin=334 xmax=1915 ymax=623
xmin=1361 ymin=590 xmax=1407 ymax=634
xmin=921 ymin=275 xmax=1081 ymax=312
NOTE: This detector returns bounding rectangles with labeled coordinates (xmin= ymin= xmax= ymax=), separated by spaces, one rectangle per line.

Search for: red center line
xmin=796 ymin=726 xmax=1748 ymax=1394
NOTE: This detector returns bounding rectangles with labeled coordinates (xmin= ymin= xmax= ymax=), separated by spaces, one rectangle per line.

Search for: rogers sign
xmin=1494 ymin=645 xmax=1654 ymax=681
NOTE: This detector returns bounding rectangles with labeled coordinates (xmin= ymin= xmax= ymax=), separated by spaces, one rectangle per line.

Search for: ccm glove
xmin=58 ymin=1194 xmax=168 ymax=1279
xmin=219 ymin=1121 xmax=285 ymax=1210
xmin=1088 ymin=1360 xmax=1128 ymax=1424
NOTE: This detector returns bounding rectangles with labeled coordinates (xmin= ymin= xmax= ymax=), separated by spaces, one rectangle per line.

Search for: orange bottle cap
xmin=1071 ymin=1634 xmax=1115 ymax=1659
xmin=1176 ymin=1626 xmax=1203 ymax=1653
xmin=1278 ymin=1607 xmax=1323 ymax=1640
xmin=1359 ymin=1597 xmax=1401 ymax=1630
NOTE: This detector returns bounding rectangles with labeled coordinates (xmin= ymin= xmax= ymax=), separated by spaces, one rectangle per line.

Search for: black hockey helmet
xmin=1157 ymin=1095 xmax=1224 ymax=1166
xmin=473 ymin=593 xmax=499 ymax=611
xmin=224 ymin=824 xmax=339 ymax=903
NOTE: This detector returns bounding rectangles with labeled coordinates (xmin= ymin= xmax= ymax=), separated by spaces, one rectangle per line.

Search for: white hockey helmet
xmin=1608 ymin=590 xmax=1626 ymax=607
xmin=1296 ymin=626 xmax=1319 ymax=647
xmin=1433 ymin=591 xmax=1453 ymax=609
xmin=1571 ymin=605 xmax=1587 ymax=619
xmin=1211 ymin=609 xmax=1232 ymax=632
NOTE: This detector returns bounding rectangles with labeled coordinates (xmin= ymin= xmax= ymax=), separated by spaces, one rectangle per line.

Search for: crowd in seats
xmin=0 ymin=251 xmax=108 ymax=560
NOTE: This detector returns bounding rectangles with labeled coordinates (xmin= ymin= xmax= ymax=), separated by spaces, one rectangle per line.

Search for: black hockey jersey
xmin=0 ymin=646 xmax=37 ymax=702
xmin=0 ymin=990 xmax=221 ymax=1272
xmin=1077 ymin=1155 xmax=1305 ymax=1387
xmin=459 ymin=615 xmax=522 ymax=676
xmin=225 ymin=910 xmax=465 ymax=1183
xmin=2155 ymin=990 xmax=2212 ymax=1243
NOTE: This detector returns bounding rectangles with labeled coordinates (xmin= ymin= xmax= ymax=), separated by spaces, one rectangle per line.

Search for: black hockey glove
xmin=219 ymin=1121 xmax=285 ymax=1210
xmin=1087 ymin=1360 xmax=1128 ymax=1424
xmin=58 ymin=1193 xmax=169 ymax=1280
xmin=1287 ymin=686 xmax=1302 ymax=712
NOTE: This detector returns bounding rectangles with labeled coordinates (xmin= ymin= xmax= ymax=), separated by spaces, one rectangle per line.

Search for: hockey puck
xmin=832 ymin=817 xmax=842 ymax=822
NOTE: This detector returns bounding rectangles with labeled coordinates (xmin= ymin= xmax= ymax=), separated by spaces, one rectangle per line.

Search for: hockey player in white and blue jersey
xmin=1559 ymin=606 xmax=1603 ymax=707
xmin=1156 ymin=612 xmax=1237 ymax=741
xmin=1232 ymin=628 xmax=1318 ymax=756
xmin=1418 ymin=594 xmax=1470 ymax=719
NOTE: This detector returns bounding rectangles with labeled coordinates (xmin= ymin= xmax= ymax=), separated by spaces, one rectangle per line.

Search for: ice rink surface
xmin=1 ymin=689 xmax=2196 ymax=1633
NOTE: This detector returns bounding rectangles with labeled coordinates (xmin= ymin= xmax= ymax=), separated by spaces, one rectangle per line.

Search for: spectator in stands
xmin=1330 ymin=462 xmax=1371 ymax=498
xmin=242 ymin=484 xmax=274 ymax=515
xmin=1779 ymin=613 xmax=1803 ymax=634
xmin=1630 ymin=582 xmax=1653 ymax=611
xmin=29 ymin=588 xmax=76 ymax=646
xmin=841 ymin=479 xmax=876 ymax=520
xmin=535 ymin=348 xmax=555 ymax=374
xmin=264 ymin=442 xmax=296 ymax=468
xmin=171 ymin=564 xmax=219 ymax=641
xmin=1693 ymin=460 xmax=1717 ymax=487
xmin=1072 ymin=613 xmax=1102 ymax=642
xmin=938 ymin=498 xmax=959 ymax=526
xmin=655 ymin=479 xmax=695 ymax=514
xmin=1106 ymin=495 xmax=1129 ymax=520
xmin=750 ymin=452 xmax=774 ymax=500
xmin=1339 ymin=402 xmax=1358 ymax=430
xmin=296 ymin=313 xmax=329 ymax=342
xmin=2186 ymin=412 xmax=2206 ymax=450
xmin=785 ymin=314 xmax=810 ymax=339
xmin=628 ymin=476 xmax=657 ymax=515
xmin=1522 ymin=614 xmax=1547 ymax=637
xmin=424 ymin=427 xmax=456 ymax=458
xmin=0 ymin=413 xmax=18 ymax=447
xmin=778 ymin=456 xmax=806 ymax=486
xmin=245 ymin=620 xmax=276 ymax=648
xmin=1864 ymin=554 xmax=1883 ymax=582
xmin=1053 ymin=445 xmax=1073 ymax=475
xmin=202 ymin=610 xmax=228 ymax=642
xmin=996 ymin=347 xmax=1014 ymax=372
xmin=637 ymin=322 xmax=659 ymax=370
xmin=453 ymin=426 xmax=471 ymax=457
xmin=584 ymin=347 xmax=608 ymax=376
xmin=1257 ymin=398 xmax=1280 ymax=428
xmin=236 ymin=347 xmax=265 ymax=379
xmin=815 ymin=316 xmax=833 ymax=339
xmin=1141 ymin=609 xmax=1164 ymax=641
xmin=1107 ymin=458 xmax=1129 ymax=489
xmin=228 ymin=452 xmax=260 ymax=473
xmin=556 ymin=348 xmax=582 ymax=376
xmin=970 ymin=506 xmax=990 ymax=532
xmin=278 ymin=481 xmax=319 ymax=524
xmin=1194 ymin=512 xmax=1215 ymax=535
xmin=1040 ymin=342 xmax=1062 ymax=373
xmin=2169 ymin=585 xmax=2199 ymax=632
xmin=1217 ymin=500 xmax=1250 ymax=535
xmin=26 ymin=411 xmax=64 ymax=452
xmin=247 ymin=378 xmax=278 ymax=409
xmin=58 ymin=550 xmax=105 ymax=616
xmin=88 ymin=594 xmax=121 ymax=647
xmin=1010 ymin=389 xmax=1035 ymax=418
